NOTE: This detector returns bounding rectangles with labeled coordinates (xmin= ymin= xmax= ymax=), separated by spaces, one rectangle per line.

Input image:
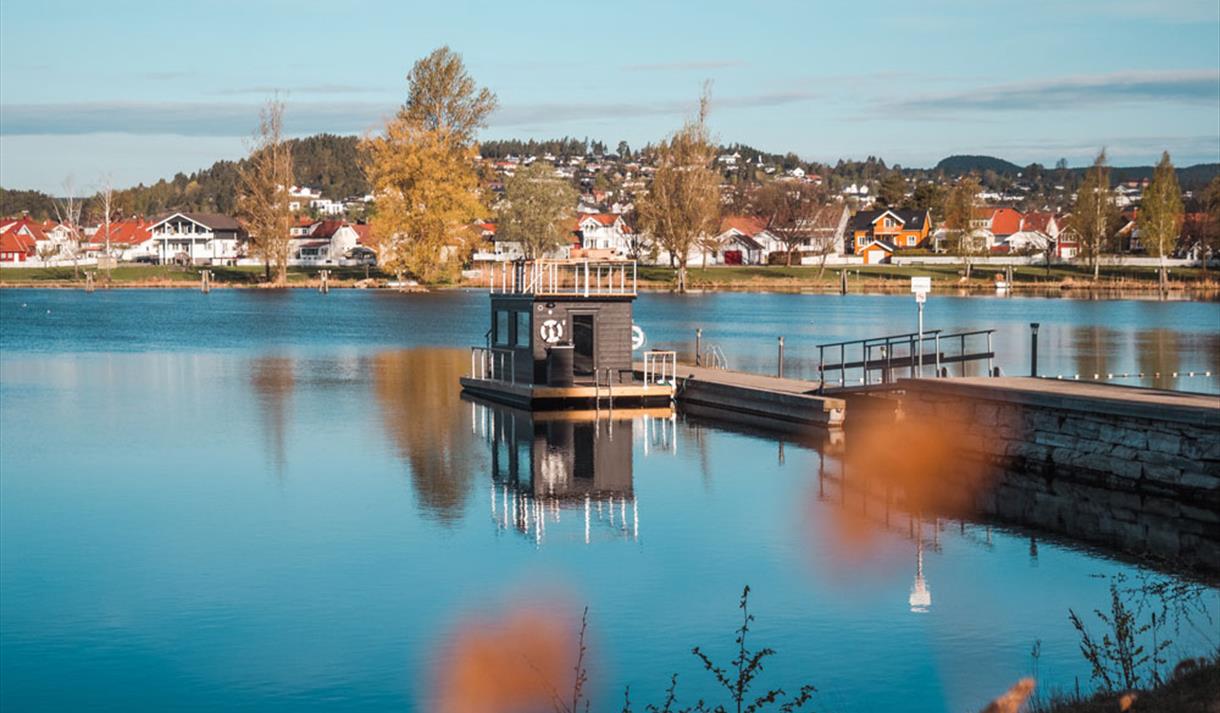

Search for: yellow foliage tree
xmin=237 ymin=99 xmax=294 ymax=285
xmin=362 ymin=47 xmax=497 ymax=283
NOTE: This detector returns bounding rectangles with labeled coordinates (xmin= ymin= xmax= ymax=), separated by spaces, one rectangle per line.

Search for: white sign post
xmin=910 ymin=277 xmax=931 ymax=375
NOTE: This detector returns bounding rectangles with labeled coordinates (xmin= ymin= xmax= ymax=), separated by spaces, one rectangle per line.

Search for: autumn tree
xmin=363 ymin=46 xmax=496 ymax=282
xmin=496 ymin=162 xmax=576 ymax=259
xmin=943 ymin=174 xmax=981 ymax=278
xmin=1138 ymin=151 xmax=1184 ymax=286
xmin=756 ymin=180 xmax=823 ymax=266
xmin=636 ymin=86 xmax=720 ymax=292
xmin=1072 ymin=149 xmax=1114 ymax=281
xmin=237 ymin=99 xmax=294 ymax=285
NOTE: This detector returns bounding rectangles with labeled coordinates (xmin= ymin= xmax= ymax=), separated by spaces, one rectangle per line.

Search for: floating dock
xmin=635 ymin=363 xmax=846 ymax=428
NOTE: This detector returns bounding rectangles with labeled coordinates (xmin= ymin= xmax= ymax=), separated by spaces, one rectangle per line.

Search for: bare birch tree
xmin=95 ymin=175 xmax=116 ymax=281
xmin=1073 ymin=149 xmax=1114 ymax=281
xmin=636 ymin=86 xmax=720 ymax=292
xmin=238 ymin=99 xmax=295 ymax=285
xmin=52 ymin=177 xmax=84 ymax=278
xmin=757 ymin=181 xmax=822 ymax=266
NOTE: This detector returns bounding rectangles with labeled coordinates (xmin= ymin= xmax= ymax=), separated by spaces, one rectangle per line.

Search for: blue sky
xmin=2 ymin=0 xmax=1218 ymax=193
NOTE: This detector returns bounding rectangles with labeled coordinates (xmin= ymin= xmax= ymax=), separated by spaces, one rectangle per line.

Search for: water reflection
xmin=369 ymin=349 xmax=483 ymax=523
xmin=1134 ymin=328 xmax=1182 ymax=391
xmin=470 ymin=398 xmax=676 ymax=545
xmin=250 ymin=356 xmax=294 ymax=476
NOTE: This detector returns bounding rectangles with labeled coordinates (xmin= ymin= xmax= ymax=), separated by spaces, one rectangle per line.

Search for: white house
xmin=290 ymin=220 xmax=366 ymax=263
xmin=576 ymin=213 xmax=634 ymax=255
xmin=996 ymin=230 xmax=1051 ymax=254
xmin=149 ymin=212 xmax=244 ymax=265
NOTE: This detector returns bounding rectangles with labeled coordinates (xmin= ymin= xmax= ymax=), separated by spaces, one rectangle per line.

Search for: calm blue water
xmin=2 ymin=289 xmax=1217 ymax=712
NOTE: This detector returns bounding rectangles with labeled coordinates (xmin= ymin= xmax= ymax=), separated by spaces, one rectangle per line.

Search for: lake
xmin=1 ymin=288 xmax=1217 ymax=712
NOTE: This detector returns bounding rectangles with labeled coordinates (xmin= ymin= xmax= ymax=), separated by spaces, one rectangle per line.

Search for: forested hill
xmin=935 ymin=155 xmax=1024 ymax=175
xmin=1 ymin=134 xmax=368 ymax=220
xmin=933 ymin=154 xmax=1219 ymax=190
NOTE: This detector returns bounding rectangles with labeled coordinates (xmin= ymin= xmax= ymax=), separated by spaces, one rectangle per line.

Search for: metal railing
xmin=642 ymin=350 xmax=677 ymax=388
xmin=490 ymin=259 xmax=637 ymax=296
xmin=816 ymin=329 xmax=996 ymax=391
xmin=701 ymin=345 xmax=728 ymax=370
xmin=470 ymin=346 xmax=517 ymax=384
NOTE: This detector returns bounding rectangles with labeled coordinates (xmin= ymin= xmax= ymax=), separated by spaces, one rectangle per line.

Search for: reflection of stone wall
xmin=899 ymin=378 xmax=1220 ymax=571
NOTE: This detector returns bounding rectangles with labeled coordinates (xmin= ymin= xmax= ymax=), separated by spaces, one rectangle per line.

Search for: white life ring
xmin=540 ymin=319 xmax=564 ymax=344
xmin=632 ymin=324 xmax=646 ymax=351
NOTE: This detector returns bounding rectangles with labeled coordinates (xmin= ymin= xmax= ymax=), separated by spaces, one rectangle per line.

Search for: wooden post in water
xmin=319 ymin=269 xmax=330 ymax=293
xmin=839 ymin=269 xmax=848 ymax=295
xmin=84 ymin=272 xmax=95 ymax=293
xmin=200 ymin=270 xmax=211 ymax=293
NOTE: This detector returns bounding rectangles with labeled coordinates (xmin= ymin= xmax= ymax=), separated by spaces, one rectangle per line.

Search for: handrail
xmin=470 ymin=346 xmax=517 ymax=384
xmin=491 ymin=259 xmax=638 ymax=296
xmin=643 ymin=350 xmax=677 ymax=388
xmin=817 ymin=329 xmax=996 ymax=390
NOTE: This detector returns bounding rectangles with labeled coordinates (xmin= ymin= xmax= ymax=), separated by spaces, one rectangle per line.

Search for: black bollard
xmin=1029 ymin=322 xmax=1040 ymax=377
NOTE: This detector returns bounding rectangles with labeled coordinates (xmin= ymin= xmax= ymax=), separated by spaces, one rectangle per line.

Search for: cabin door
xmin=572 ymin=314 xmax=595 ymax=377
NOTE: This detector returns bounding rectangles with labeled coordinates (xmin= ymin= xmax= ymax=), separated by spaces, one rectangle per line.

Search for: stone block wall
xmin=896 ymin=378 xmax=1220 ymax=572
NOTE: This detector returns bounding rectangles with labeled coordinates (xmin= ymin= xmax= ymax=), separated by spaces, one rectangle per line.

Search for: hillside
xmin=934 ymin=155 xmax=1024 ymax=175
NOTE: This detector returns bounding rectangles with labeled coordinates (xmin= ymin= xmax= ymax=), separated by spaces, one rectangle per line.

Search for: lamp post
xmin=1029 ymin=322 xmax=1040 ymax=377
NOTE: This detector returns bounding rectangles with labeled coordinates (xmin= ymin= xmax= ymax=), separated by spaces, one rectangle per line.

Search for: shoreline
xmin=2 ymin=278 xmax=1218 ymax=299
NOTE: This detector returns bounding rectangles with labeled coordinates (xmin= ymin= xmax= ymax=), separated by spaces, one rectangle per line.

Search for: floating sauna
xmin=460 ymin=260 xmax=675 ymax=408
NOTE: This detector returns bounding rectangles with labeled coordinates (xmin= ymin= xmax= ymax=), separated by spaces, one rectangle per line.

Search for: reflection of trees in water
xmin=369 ymin=349 xmax=479 ymax=523
xmin=1135 ymin=329 xmax=1182 ymax=391
xmin=250 ymin=356 xmax=295 ymax=477
xmin=1071 ymin=325 xmax=1117 ymax=380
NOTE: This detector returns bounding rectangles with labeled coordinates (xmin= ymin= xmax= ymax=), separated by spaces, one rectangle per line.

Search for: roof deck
xmin=489 ymin=259 xmax=637 ymax=297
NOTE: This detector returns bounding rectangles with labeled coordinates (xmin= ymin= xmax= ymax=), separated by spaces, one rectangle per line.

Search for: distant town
xmin=2 ymin=140 xmax=1217 ymax=274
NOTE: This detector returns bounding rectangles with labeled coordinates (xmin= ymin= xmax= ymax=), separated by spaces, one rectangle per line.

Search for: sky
xmin=1 ymin=0 xmax=1218 ymax=193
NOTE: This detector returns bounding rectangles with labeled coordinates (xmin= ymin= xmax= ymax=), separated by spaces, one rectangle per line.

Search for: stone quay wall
xmin=896 ymin=377 xmax=1220 ymax=571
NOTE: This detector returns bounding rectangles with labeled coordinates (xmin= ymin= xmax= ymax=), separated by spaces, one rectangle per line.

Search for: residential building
xmin=149 ymin=212 xmax=244 ymax=265
xmin=0 ymin=217 xmax=42 ymax=262
xmin=716 ymin=216 xmax=775 ymax=265
xmin=848 ymin=208 xmax=931 ymax=252
xmin=575 ymin=213 xmax=634 ymax=255
xmin=89 ymin=219 xmax=155 ymax=261
xmin=973 ymin=207 xmax=1023 ymax=238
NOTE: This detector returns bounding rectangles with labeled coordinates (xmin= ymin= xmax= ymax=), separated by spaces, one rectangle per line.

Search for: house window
xmin=884 ymin=218 xmax=894 ymax=228
xmin=515 ymin=311 xmax=530 ymax=347
xmin=907 ymin=236 xmax=915 ymax=246
xmin=495 ymin=310 xmax=509 ymax=345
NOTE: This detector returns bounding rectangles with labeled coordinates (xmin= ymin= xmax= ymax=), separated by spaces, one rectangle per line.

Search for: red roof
xmin=309 ymin=220 xmax=348 ymax=240
xmin=91 ymin=220 xmax=152 ymax=246
xmin=352 ymin=224 xmax=373 ymax=246
xmin=0 ymin=216 xmax=49 ymax=243
xmin=1021 ymin=212 xmax=1056 ymax=233
xmin=0 ymin=221 xmax=38 ymax=255
xmin=719 ymin=215 xmax=767 ymax=237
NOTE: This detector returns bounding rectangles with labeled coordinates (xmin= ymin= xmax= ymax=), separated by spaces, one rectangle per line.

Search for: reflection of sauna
xmin=469 ymin=397 xmax=676 ymax=544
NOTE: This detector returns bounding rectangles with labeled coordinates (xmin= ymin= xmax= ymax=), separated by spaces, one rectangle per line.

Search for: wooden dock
xmin=459 ymin=376 xmax=674 ymax=409
xmin=633 ymin=363 xmax=845 ymax=428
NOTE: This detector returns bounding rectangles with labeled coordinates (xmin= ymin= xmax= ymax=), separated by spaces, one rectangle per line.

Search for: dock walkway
xmin=634 ymin=362 xmax=845 ymax=428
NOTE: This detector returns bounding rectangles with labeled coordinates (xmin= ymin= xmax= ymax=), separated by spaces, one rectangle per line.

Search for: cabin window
xmin=907 ymin=236 xmax=915 ymax=246
xmin=495 ymin=310 xmax=509 ymax=345
xmin=883 ymin=218 xmax=894 ymax=228
xmin=515 ymin=311 xmax=530 ymax=347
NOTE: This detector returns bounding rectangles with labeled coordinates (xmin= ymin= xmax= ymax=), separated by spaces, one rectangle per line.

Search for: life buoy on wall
xmin=540 ymin=319 xmax=564 ymax=344
xmin=631 ymin=324 xmax=646 ymax=351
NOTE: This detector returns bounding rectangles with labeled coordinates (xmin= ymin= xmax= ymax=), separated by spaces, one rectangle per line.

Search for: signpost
xmin=911 ymin=277 xmax=931 ymax=374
